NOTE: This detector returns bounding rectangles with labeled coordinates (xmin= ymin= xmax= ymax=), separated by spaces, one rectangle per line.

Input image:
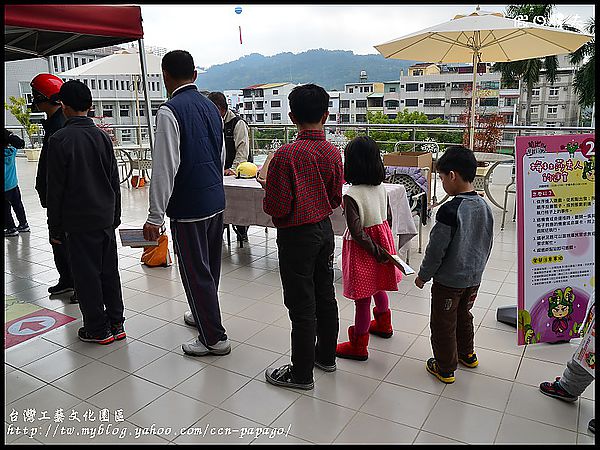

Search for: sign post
xmin=516 ymin=133 xmax=595 ymax=345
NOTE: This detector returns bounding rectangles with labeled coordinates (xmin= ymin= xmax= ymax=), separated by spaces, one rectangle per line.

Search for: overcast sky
xmin=140 ymin=4 xmax=595 ymax=68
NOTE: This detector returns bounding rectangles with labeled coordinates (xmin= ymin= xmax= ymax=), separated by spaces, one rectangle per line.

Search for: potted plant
xmin=4 ymin=96 xmax=41 ymax=161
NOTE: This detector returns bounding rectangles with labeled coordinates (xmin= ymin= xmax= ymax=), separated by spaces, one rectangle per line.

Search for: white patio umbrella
xmin=374 ymin=6 xmax=593 ymax=150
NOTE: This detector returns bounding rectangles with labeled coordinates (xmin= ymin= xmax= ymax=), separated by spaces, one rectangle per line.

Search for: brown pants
xmin=430 ymin=281 xmax=479 ymax=373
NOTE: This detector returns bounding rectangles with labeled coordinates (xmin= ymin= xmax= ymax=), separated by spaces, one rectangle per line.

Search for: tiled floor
xmin=4 ymin=158 xmax=595 ymax=445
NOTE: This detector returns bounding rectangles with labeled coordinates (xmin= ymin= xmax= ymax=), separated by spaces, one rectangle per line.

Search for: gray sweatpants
xmin=560 ymin=354 xmax=595 ymax=397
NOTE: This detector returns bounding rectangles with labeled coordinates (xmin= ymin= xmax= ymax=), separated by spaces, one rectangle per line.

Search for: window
xmin=387 ymin=114 xmax=397 ymax=119
xmin=256 ymin=101 xmax=264 ymax=110
xmin=406 ymin=83 xmax=419 ymax=92
xmin=91 ymin=79 xmax=96 ymax=90
xmin=74 ymin=58 xmax=79 ymax=68
xmin=451 ymin=82 xmax=471 ymax=91
xmin=424 ymin=98 xmax=443 ymax=106
xmin=328 ymin=101 xmax=333 ymax=107
xmin=244 ymin=102 xmax=253 ymax=110
xmin=151 ymin=103 xmax=161 ymax=116
xmin=271 ymin=100 xmax=281 ymax=108
xmin=88 ymin=105 xmax=96 ymax=117
xmin=349 ymin=88 xmax=354 ymax=93
xmin=389 ymin=87 xmax=396 ymax=93
xmin=385 ymin=100 xmax=399 ymax=109
xmin=341 ymin=114 xmax=350 ymax=123
xmin=329 ymin=114 xmax=337 ymax=121
xmin=67 ymin=58 xmax=72 ymax=70
xmin=530 ymin=105 xmax=539 ymax=114
xmin=356 ymin=114 xmax=367 ymax=123
xmin=405 ymin=98 xmax=418 ymax=106
xmin=532 ymin=88 xmax=540 ymax=97
xmin=82 ymin=79 xmax=88 ymax=86
xmin=121 ymin=80 xmax=126 ymax=91
xmin=504 ymin=97 xmax=518 ymax=107
xmin=121 ymin=130 xmax=132 ymax=142
xmin=119 ymin=105 xmax=130 ymax=117
xmin=480 ymin=81 xmax=499 ymax=89
xmin=450 ymin=98 xmax=469 ymax=107
xmin=356 ymin=100 xmax=367 ymax=108
xmin=141 ymin=130 xmax=148 ymax=142
xmin=546 ymin=122 xmax=557 ymax=127
xmin=53 ymin=56 xmax=59 ymax=72
xmin=102 ymin=104 xmax=113 ymax=117
xmin=547 ymin=105 xmax=558 ymax=115
xmin=548 ymin=87 xmax=559 ymax=97
xmin=479 ymin=97 xmax=499 ymax=107
xmin=256 ymin=114 xmax=264 ymax=122
xmin=273 ymin=90 xmax=278 ymax=95
xmin=138 ymin=107 xmax=145 ymax=116
xmin=81 ymin=58 xmax=86 ymax=65
xmin=103 ymin=80 xmax=108 ymax=90
xmin=60 ymin=57 xmax=65 ymax=72
xmin=424 ymin=82 xmax=445 ymax=91
xmin=271 ymin=113 xmax=281 ymax=121
xmin=109 ymin=80 xmax=114 ymax=90
xmin=340 ymin=100 xmax=350 ymax=109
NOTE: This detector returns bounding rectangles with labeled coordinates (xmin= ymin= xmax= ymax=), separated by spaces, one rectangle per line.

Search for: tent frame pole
xmin=469 ymin=37 xmax=480 ymax=151
xmin=138 ymin=39 xmax=154 ymax=155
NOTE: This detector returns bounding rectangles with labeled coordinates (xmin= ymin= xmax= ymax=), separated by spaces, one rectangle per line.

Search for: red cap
xmin=30 ymin=73 xmax=64 ymax=101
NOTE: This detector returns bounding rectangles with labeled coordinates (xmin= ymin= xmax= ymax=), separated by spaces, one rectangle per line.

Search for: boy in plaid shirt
xmin=259 ymin=84 xmax=344 ymax=390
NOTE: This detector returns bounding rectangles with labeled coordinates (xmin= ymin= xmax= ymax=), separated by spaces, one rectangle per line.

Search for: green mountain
xmin=195 ymin=49 xmax=418 ymax=91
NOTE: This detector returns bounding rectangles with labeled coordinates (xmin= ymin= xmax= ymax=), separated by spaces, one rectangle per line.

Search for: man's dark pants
xmin=277 ymin=217 xmax=339 ymax=384
xmin=430 ymin=281 xmax=479 ymax=373
xmin=52 ymin=238 xmax=74 ymax=287
xmin=66 ymin=227 xmax=124 ymax=336
xmin=171 ymin=213 xmax=228 ymax=347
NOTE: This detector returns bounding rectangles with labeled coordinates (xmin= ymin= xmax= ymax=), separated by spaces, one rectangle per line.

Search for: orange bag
xmin=141 ymin=234 xmax=172 ymax=267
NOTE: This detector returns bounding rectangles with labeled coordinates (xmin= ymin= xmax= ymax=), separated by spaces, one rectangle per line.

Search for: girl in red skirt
xmin=337 ymin=136 xmax=402 ymax=361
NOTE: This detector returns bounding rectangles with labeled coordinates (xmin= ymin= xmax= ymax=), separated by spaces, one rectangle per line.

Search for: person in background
xmin=30 ymin=73 xmax=75 ymax=298
xmin=207 ymin=90 xmax=251 ymax=242
xmin=259 ymin=83 xmax=343 ymax=390
xmin=46 ymin=80 xmax=124 ymax=345
xmin=336 ymin=136 xmax=402 ymax=361
xmin=4 ymin=129 xmax=29 ymax=237
xmin=415 ymin=145 xmax=493 ymax=384
xmin=143 ymin=50 xmax=231 ymax=357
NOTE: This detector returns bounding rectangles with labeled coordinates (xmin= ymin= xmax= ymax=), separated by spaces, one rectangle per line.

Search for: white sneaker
xmin=182 ymin=338 xmax=210 ymax=356
xmin=208 ymin=338 xmax=231 ymax=355
xmin=183 ymin=311 xmax=196 ymax=327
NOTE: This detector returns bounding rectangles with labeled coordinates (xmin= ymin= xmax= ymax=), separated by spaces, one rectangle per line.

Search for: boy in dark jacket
xmin=46 ymin=80 xmax=124 ymax=345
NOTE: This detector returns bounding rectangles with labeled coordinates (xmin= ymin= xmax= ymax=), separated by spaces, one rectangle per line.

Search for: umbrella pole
xmin=469 ymin=49 xmax=478 ymax=151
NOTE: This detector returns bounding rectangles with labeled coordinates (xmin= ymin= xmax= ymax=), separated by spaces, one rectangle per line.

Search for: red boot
xmin=336 ymin=326 xmax=369 ymax=361
xmin=369 ymin=307 xmax=393 ymax=338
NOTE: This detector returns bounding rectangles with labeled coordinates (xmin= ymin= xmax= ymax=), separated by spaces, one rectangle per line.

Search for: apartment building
xmin=241 ymin=83 xmax=296 ymax=124
xmin=519 ymin=54 xmax=580 ymax=127
xmin=223 ymin=89 xmax=244 ymax=113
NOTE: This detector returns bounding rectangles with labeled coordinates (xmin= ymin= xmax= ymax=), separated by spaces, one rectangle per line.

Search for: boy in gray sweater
xmin=415 ymin=145 xmax=493 ymax=383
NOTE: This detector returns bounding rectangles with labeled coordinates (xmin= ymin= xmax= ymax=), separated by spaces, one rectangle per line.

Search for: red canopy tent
xmin=4 ymin=4 xmax=154 ymax=149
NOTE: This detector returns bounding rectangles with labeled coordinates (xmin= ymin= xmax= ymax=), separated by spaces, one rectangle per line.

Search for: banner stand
xmin=496 ymin=305 xmax=517 ymax=327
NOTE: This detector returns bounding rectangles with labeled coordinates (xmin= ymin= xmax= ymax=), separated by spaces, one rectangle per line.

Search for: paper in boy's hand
xmin=119 ymin=229 xmax=159 ymax=248
xmin=257 ymin=152 xmax=274 ymax=181
xmin=380 ymin=247 xmax=415 ymax=275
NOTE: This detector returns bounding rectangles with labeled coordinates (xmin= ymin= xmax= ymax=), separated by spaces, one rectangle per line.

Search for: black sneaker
xmin=314 ymin=360 xmax=337 ymax=372
xmin=69 ymin=292 xmax=78 ymax=304
xmin=110 ymin=323 xmax=127 ymax=340
xmin=426 ymin=358 xmax=455 ymax=384
xmin=78 ymin=327 xmax=114 ymax=345
xmin=5 ymin=228 xmax=18 ymax=237
xmin=17 ymin=224 xmax=30 ymax=233
xmin=265 ymin=364 xmax=314 ymax=390
xmin=48 ymin=282 xmax=75 ymax=295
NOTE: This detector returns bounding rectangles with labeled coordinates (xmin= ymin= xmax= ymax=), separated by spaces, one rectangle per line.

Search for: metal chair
xmin=501 ymin=163 xmax=516 ymax=230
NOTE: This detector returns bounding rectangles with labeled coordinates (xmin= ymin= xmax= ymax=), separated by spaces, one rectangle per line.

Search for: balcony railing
xmin=7 ymin=123 xmax=593 ymax=160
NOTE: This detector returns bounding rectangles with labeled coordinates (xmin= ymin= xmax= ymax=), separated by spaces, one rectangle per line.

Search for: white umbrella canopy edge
xmin=60 ymin=51 xmax=163 ymax=76
xmin=373 ymin=8 xmax=593 ymax=150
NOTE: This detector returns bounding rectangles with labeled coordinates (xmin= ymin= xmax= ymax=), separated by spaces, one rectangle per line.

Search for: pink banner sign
xmin=516 ymin=134 xmax=595 ymax=345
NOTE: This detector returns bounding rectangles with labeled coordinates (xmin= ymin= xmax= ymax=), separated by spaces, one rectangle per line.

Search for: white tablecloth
xmin=223 ymin=177 xmax=418 ymax=249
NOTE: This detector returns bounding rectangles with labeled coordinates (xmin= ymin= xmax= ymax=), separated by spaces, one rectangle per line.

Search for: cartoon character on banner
xmin=518 ymin=309 xmax=540 ymax=344
xmin=527 ymin=286 xmax=589 ymax=343
xmin=547 ymin=287 xmax=575 ymax=334
xmin=560 ymin=141 xmax=579 ymax=158
xmin=582 ymin=156 xmax=595 ymax=182
xmin=585 ymin=352 xmax=595 ymax=369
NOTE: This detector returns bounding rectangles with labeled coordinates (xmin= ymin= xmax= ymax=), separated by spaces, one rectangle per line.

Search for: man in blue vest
xmin=143 ymin=50 xmax=230 ymax=357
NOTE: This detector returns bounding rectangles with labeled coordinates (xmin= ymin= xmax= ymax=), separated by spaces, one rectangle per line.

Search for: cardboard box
xmin=383 ymin=151 xmax=433 ymax=201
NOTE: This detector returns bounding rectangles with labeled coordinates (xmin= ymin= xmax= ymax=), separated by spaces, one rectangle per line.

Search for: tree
xmin=567 ymin=17 xmax=595 ymax=108
xmin=4 ymin=96 xmax=40 ymax=148
xmin=492 ymin=4 xmax=559 ymax=126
